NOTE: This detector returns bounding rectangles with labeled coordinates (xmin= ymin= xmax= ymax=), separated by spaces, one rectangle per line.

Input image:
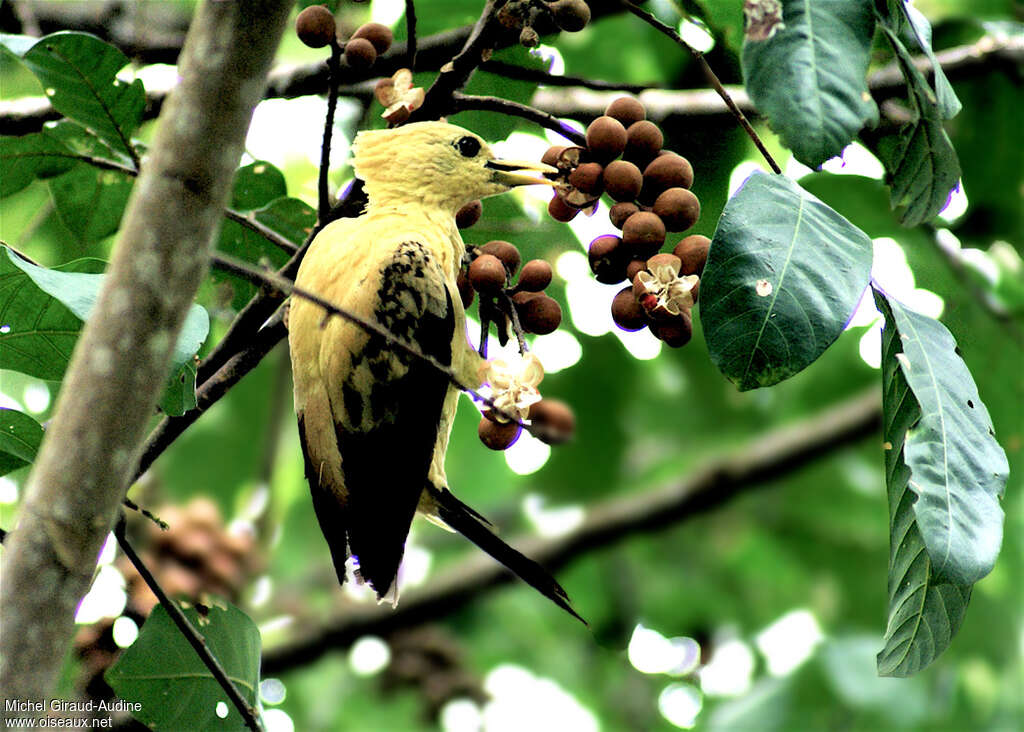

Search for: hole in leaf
xmin=215 ymin=701 xmax=228 ymax=719
xmin=967 ymin=399 xmax=974 ymax=408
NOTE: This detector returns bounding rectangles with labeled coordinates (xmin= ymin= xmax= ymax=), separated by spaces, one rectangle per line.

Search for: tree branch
xmin=262 ymin=388 xmax=882 ymax=673
xmin=0 ymin=0 xmax=293 ymax=706
xmin=451 ymin=92 xmax=586 ymax=145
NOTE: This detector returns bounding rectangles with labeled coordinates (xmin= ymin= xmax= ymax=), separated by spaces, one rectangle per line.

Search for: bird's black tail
xmin=427 ymin=486 xmax=586 ymax=625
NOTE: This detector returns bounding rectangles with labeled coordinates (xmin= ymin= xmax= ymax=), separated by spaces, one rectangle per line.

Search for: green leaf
xmin=0 ymin=128 xmax=78 ymax=197
xmin=879 ymin=0 xmax=961 ymax=119
xmin=875 ymin=24 xmax=962 ymax=226
xmin=106 ymin=600 xmax=262 ymax=731
xmin=741 ymin=0 xmax=878 ymax=167
xmin=231 ymin=161 xmax=288 ymax=211
xmin=874 ymin=289 xmax=1006 ymax=586
xmin=700 ymin=172 xmax=872 ymax=390
xmin=0 ymin=247 xmax=209 ymax=381
xmin=874 ymin=289 xmax=973 ymax=676
xmin=0 ymin=250 xmax=106 ymax=380
xmin=0 ymin=408 xmax=45 ymax=477
xmin=22 ymin=32 xmax=144 ymax=159
xmin=214 ymin=196 xmax=305 ymax=310
xmin=159 ymin=359 xmax=199 ymax=418
xmin=899 ymin=3 xmax=961 ymax=119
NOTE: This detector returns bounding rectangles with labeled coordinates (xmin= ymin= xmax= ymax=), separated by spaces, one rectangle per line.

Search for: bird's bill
xmin=485 ymin=158 xmax=558 ymax=187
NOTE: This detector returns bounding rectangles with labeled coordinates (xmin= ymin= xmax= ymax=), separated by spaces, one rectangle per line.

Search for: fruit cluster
xmin=295 ymin=5 xmax=393 ymax=71
xmin=498 ymin=0 xmax=592 ymax=47
xmin=455 ymin=240 xmax=575 ymax=450
xmin=543 ymin=96 xmax=708 ymax=347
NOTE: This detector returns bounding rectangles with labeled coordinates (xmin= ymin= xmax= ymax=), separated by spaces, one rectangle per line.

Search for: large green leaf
xmin=106 ymin=600 xmax=262 ymax=730
xmin=0 ymin=248 xmax=209 ymax=414
xmin=742 ymin=0 xmax=878 ymax=167
xmin=874 ymin=289 xmax=973 ymax=676
xmin=874 ymin=289 xmax=1006 ymax=586
xmin=875 ymin=24 xmax=961 ymax=226
xmin=21 ymin=32 xmax=143 ymax=159
xmin=700 ymin=172 xmax=872 ymax=390
xmin=0 ymin=408 xmax=45 ymax=477
xmin=881 ymin=0 xmax=961 ymax=119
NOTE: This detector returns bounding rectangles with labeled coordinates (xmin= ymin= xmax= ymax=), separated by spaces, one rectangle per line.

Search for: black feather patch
xmin=334 ymin=242 xmax=455 ymax=598
xmin=427 ymin=485 xmax=587 ymax=625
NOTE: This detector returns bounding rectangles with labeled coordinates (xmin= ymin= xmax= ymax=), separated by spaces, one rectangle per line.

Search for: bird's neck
xmin=365 ymin=203 xmax=465 ymax=279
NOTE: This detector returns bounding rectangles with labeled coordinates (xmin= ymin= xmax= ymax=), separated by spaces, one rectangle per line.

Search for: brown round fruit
xmin=588 ymin=234 xmax=628 ymax=284
xmin=479 ymin=416 xmax=522 ymax=450
xmin=569 ymin=162 xmax=604 ymax=196
xmin=518 ymin=259 xmax=553 ymax=292
xmin=456 ymin=200 xmax=482 ymax=229
xmin=621 ymin=211 xmax=666 ymax=257
xmin=468 ymin=253 xmax=507 ymax=293
xmin=352 ymin=22 xmax=393 ymax=54
xmin=585 ymin=116 xmax=628 ymax=163
xmin=296 ymin=5 xmax=336 ymax=49
xmin=548 ymin=193 xmax=579 ymax=223
xmin=609 ymin=201 xmax=640 ymax=230
xmin=640 ymin=154 xmax=693 ymax=203
xmin=550 ymin=0 xmax=591 ymax=32
xmin=624 ymin=121 xmax=663 ymax=167
xmin=344 ymin=37 xmax=377 ymax=69
xmin=479 ymin=240 xmax=521 ymax=276
xmin=625 ymin=259 xmax=647 ymax=282
xmin=653 ymin=187 xmax=700 ymax=232
xmin=605 ymin=97 xmax=646 ymax=128
xmin=603 ymin=160 xmax=643 ymax=202
xmin=611 ymin=286 xmax=648 ymax=332
xmin=520 ymin=294 xmax=562 ymax=334
xmin=651 ymin=312 xmax=693 ymax=348
xmin=456 ymin=270 xmax=475 ymax=309
xmin=672 ymin=234 xmax=711 ymax=276
xmin=528 ymin=399 xmax=576 ymax=444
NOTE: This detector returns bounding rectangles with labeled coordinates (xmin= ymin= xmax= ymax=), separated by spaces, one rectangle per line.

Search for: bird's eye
xmin=455 ymin=136 xmax=481 ymax=158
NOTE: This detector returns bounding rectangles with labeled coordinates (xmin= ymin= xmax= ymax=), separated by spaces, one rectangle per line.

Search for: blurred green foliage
xmin=0 ymin=1 xmax=1020 ymax=731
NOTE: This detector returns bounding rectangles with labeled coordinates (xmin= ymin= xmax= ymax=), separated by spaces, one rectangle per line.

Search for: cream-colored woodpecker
xmin=288 ymin=122 xmax=582 ymax=621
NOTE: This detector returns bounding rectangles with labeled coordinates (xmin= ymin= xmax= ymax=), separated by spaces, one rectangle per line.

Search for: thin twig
xmin=480 ymin=60 xmax=653 ymax=94
xmin=405 ymin=0 xmax=418 ymax=70
xmin=20 ymin=151 xmax=299 ymax=255
xmin=114 ymin=516 xmax=263 ymax=731
xmin=622 ymin=1 xmax=782 ymax=174
xmin=223 ymin=209 xmax=299 ymax=254
xmin=451 ymin=93 xmax=586 ymax=145
xmin=318 ymin=42 xmax=343 ymax=224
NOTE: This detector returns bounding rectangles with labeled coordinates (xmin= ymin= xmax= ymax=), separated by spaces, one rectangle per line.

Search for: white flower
xmin=479 ymin=352 xmax=544 ymax=422
xmin=636 ymin=259 xmax=699 ymax=316
xmin=375 ymin=69 xmax=425 ymax=124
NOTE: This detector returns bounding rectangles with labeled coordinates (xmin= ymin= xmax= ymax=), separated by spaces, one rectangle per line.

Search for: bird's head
xmin=351 ymin=121 xmax=555 ymax=212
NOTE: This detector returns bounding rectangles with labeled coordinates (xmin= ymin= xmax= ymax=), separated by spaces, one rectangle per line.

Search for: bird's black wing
xmin=330 ymin=241 xmax=454 ymax=599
